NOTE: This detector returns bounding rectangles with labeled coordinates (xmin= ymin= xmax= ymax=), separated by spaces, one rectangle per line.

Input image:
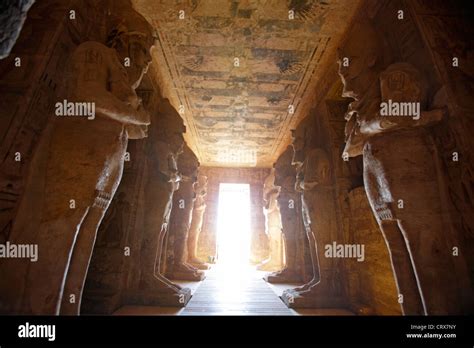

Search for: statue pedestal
xmin=189 ymin=261 xmax=211 ymax=270
xmin=280 ymin=286 xmax=345 ymax=309
xmin=126 ymin=285 xmax=192 ymax=307
xmin=167 ymin=270 xmax=206 ymax=281
xmin=264 ymin=269 xmax=302 ymax=283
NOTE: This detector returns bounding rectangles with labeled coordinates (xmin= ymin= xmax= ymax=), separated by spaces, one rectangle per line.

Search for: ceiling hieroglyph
xmin=132 ymin=0 xmax=361 ymax=167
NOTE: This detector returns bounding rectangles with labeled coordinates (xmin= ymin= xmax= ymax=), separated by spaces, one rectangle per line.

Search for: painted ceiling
xmin=133 ymin=0 xmax=360 ymax=167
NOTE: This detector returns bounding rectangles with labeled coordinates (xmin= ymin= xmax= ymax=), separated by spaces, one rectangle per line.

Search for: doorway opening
xmin=216 ymin=183 xmax=251 ymax=269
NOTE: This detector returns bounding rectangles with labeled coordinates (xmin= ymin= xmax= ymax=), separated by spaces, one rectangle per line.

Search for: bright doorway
xmin=216 ymin=183 xmax=251 ymax=269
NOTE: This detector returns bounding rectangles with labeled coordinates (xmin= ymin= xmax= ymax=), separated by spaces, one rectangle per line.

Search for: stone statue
xmin=257 ymin=169 xmax=284 ymax=272
xmin=0 ymin=8 xmax=154 ymax=314
xmin=129 ymin=98 xmax=191 ymax=306
xmin=187 ymin=174 xmax=210 ymax=270
xmin=337 ymin=20 xmax=469 ymax=314
xmin=264 ymin=146 xmax=302 ymax=283
xmin=281 ymin=119 xmax=344 ymax=308
xmin=166 ymin=144 xmax=205 ymax=281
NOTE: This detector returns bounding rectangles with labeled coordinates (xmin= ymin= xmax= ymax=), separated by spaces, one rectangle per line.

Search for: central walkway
xmin=180 ymin=264 xmax=294 ymax=316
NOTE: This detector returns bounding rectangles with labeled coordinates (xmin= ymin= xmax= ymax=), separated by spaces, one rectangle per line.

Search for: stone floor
xmin=114 ymin=265 xmax=354 ymax=316
xmin=180 ymin=265 xmax=293 ymax=315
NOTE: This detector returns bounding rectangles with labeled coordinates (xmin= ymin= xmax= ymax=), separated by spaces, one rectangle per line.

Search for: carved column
xmin=257 ymin=169 xmax=283 ymax=272
xmin=281 ymin=143 xmax=345 ymax=308
xmin=124 ymin=98 xmax=191 ymax=307
xmin=187 ymin=174 xmax=210 ymax=270
xmin=265 ymin=146 xmax=304 ymax=283
xmin=337 ymin=17 xmax=471 ymax=314
xmin=0 ymin=4 xmax=153 ymax=315
xmin=166 ymin=144 xmax=205 ymax=281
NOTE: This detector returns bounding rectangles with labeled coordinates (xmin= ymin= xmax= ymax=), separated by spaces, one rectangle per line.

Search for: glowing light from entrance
xmin=217 ymin=183 xmax=251 ymax=269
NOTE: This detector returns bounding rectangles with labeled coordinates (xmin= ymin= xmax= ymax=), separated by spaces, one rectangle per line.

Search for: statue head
xmin=154 ymin=98 xmax=186 ymax=154
xmin=274 ymin=146 xmax=296 ymax=190
xmin=264 ymin=168 xmax=276 ymax=190
xmin=291 ymin=115 xmax=316 ymax=165
xmin=337 ymin=20 xmax=386 ymax=100
xmin=300 ymin=148 xmax=331 ymax=190
xmin=194 ymin=174 xmax=208 ymax=196
xmin=263 ymin=169 xmax=280 ymax=208
xmin=107 ymin=8 xmax=155 ymax=89
xmin=178 ymin=144 xmax=199 ymax=181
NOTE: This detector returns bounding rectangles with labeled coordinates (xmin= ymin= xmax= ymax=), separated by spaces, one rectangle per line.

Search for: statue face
xmin=274 ymin=164 xmax=296 ymax=190
xmin=291 ymin=127 xmax=305 ymax=165
xmin=197 ymin=175 xmax=208 ymax=188
xmin=264 ymin=169 xmax=275 ymax=189
xmin=157 ymin=99 xmax=186 ymax=153
xmin=337 ymin=22 xmax=382 ymax=100
xmin=337 ymin=51 xmax=368 ymax=99
xmin=178 ymin=145 xmax=199 ymax=179
xmin=171 ymin=132 xmax=185 ymax=154
xmin=274 ymin=147 xmax=294 ymax=188
xmin=304 ymin=149 xmax=331 ymax=187
xmin=190 ymin=160 xmax=200 ymax=181
xmin=195 ymin=175 xmax=208 ymax=195
xmin=127 ymin=34 xmax=153 ymax=88
xmin=274 ymin=164 xmax=284 ymax=187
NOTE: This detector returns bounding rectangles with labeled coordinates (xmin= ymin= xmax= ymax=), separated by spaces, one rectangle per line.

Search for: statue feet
xmin=184 ymin=262 xmax=199 ymax=272
xmin=280 ymin=283 xmax=344 ymax=309
xmin=291 ymin=277 xmax=318 ymax=292
xmin=188 ymin=258 xmax=211 ymax=270
xmin=127 ymin=274 xmax=192 ymax=307
xmin=166 ymin=263 xmax=205 ymax=281
xmin=264 ymin=268 xmax=302 ymax=283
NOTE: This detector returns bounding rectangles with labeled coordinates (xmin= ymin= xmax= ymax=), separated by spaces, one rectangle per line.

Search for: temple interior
xmin=0 ymin=0 xmax=473 ymax=316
